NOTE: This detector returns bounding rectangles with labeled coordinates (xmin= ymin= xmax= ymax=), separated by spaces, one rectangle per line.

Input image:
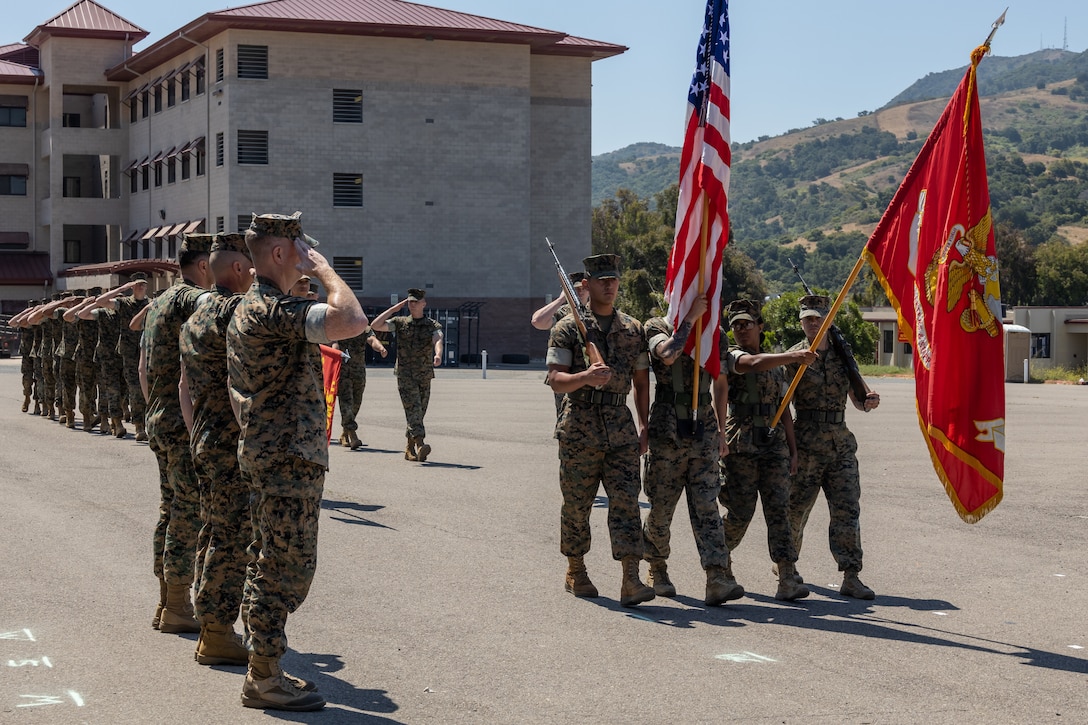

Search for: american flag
xmin=664 ymin=0 xmax=731 ymax=378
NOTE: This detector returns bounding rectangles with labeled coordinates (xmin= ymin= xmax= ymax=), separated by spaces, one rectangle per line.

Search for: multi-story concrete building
xmin=0 ymin=0 xmax=624 ymax=362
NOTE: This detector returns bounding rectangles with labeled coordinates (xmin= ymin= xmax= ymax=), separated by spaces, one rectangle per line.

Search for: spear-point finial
xmin=983 ymin=8 xmax=1008 ymax=50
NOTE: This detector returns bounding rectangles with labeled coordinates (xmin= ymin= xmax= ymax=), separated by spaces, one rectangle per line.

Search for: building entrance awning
xmin=0 ymin=252 xmax=52 ymax=285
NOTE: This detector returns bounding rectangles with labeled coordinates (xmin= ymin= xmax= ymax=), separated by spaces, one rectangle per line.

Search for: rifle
xmin=788 ymin=257 xmax=870 ymax=404
xmin=544 ymin=237 xmax=604 ymax=367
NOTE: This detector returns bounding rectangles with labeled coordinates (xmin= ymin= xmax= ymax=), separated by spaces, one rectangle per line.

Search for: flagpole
xmin=768 ymin=254 xmax=866 ymax=430
xmin=691 ymin=194 xmax=709 ymax=416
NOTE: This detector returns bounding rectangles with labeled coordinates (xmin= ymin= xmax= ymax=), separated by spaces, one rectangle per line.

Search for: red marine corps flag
xmin=319 ymin=344 xmax=343 ymax=445
xmin=664 ymin=0 xmax=730 ymax=379
xmin=864 ymin=41 xmax=1005 ymax=523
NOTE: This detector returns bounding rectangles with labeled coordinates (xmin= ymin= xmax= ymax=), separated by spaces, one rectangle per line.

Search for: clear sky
xmin=6 ymin=1 xmax=1086 ymax=154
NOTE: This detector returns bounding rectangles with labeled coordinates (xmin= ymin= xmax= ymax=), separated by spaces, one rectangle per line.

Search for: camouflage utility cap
xmin=211 ymin=232 xmax=251 ymax=257
xmin=799 ymin=294 xmax=831 ymax=319
xmin=568 ymin=271 xmax=586 ymax=284
xmin=89 ymin=287 xmax=103 ymax=295
xmin=130 ymin=271 xmax=148 ymax=282
xmin=726 ymin=299 xmax=762 ymax=325
xmin=180 ymin=232 xmax=214 ymax=253
xmin=407 ymin=288 xmax=426 ymax=301
xmin=73 ymin=289 xmax=87 ymax=296
xmin=583 ymin=254 xmax=621 ymax=280
xmin=249 ymin=211 xmax=320 ymax=247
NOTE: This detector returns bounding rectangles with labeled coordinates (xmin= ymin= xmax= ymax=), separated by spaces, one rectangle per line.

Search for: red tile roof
xmin=0 ymin=253 xmax=53 ymax=286
xmin=0 ymin=59 xmax=42 ymax=84
xmin=0 ymin=44 xmax=40 ymax=68
xmin=58 ymin=259 xmax=179 ymax=278
xmin=24 ymin=0 xmax=148 ymax=46
xmin=107 ymin=0 xmax=624 ymax=80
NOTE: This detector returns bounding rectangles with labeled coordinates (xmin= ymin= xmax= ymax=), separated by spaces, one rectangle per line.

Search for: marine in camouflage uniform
xmin=546 ymin=254 xmax=655 ymax=607
xmin=530 ymin=272 xmax=588 ymax=415
xmin=642 ymin=303 xmax=744 ymax=606
xmin=75 ymin=289 xmax=103 ymax=431
xmin=31 ymin=313 xmax=45 ymax=414
xmin=54 ymin=294 xmax=83 ymax=428
xmin=39 ymin=294 xmax=60 ymax=419
xmin=17 ymin=302 xmax=38 ymax=413
xmin=334 ymin=326 xmax=386 ymax=449
xmin=785 ymin=295 xmax=881 ymax=600
xmin=180 ymin=233 xmax=255 ymax=665
xmin=371 ymin=289 xmax=443 ymax=462
xmin=113 ymin=274 xmax=151 ymax=440
xmin=84 ymin=296 xmax=125 ymax=435
xmin=228 ymin=211 xmax=366 ymax=712
xmin=143 ymin=233 xmax=214 ymax=634
xmin=719 ymin=299 xmax=815 ymax=601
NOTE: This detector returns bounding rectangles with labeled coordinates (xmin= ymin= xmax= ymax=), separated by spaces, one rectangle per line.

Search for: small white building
xmin=1012 ymin=306 xmax=1088 ymax=371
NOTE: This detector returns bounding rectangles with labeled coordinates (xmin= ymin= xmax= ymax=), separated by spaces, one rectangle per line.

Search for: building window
xmin=167 ymin=237 xmax=177 ymax=258
xmin=0 ymin=175 xmax=28 ymax=195
xmin=1031 ymin=333 xmax=1051 ymax=359
xmin=153 ymin=85 xmax=162 ymax=113
xmin=181 ymin=154 xmax=191 ymax=180
xmin=141 ymin=165 xmax=149 ymax=191
xmin=167 ymin=78 xmax=176 ymax=107
xmin=129 ymin=171 xmax=138 ymax=194
xmin=196 ymin=145 xmax=206 ymax=176
xmin=181 ymin=72 xmax=191 ymax=102
xmin=64 ymin=240 xmax=81 ymax=264
xmin=141 ymin=90 xmax=149 ymax=118
xmin=333 ymin=174 xmax=363 ymax=207
xmin=0 ymin=98 xmax=28 ymax=127
xmin=333 ymin=89 xmax=363 ymax=123
xmin=333 ymin=257 xmax=363 ymax=290
xmin=236 ymin=215 xmax=250 ymax=233
xmin=237 ymin=45 xmax=268 ymax=79
xmin=882 ymin=329 xmax=893 ymax=356
xmin=215 ymin=48 xmax=225 ymax=83
xmin=62 ymin=176 xmax=81 ymax=198
xmin=154 ymin=162 xmax=163 ymax=187
xmin=62 ymin=113 xmax=81 ymax=128
xmin=129 ymin=100 xmax=137 ymax=124
xmin=216 ymin=216 xmax=224 ymax=233
xmin=215 ymin=132 xmax=224 ymax=167
xmin=196 ymin=60 xmax=206 ymax=95
xmin=167 ymin=157 xmax=176 ymax=184
xmin=237 ymin=130 xmax=268 ymax=165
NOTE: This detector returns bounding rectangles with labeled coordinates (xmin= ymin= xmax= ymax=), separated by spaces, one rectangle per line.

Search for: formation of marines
xmin=544 ymin=254 xmax=880 ymax=607
xmin=9 ymin=242 xmax=880 ymax=710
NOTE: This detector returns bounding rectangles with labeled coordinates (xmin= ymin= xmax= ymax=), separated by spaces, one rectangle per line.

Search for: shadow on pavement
xmin=576 ymin=588 xmax=1088 ymax=675
xmin=263 ymin=652 xmax=404 ymax=723
xmin=321 ymin=499 xmax=394 ymax=529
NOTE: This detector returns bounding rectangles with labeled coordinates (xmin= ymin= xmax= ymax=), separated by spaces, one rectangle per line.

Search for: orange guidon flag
xmin=863 ymin=45 xmax=1004 ymax=523
xmin=319 ymin=344 xmax=343 ymax=445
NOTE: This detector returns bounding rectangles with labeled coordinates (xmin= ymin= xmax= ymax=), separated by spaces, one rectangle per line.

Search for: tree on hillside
xmin=994 ymin=222 xmax=1037 ymax=305
xmin=1033 ymin=241 xmax=1088 ymax=305
xmin=761 ymin=289 xmax=878 ymax=361
xmin=592 ymin=186 xmax=767 ymax=322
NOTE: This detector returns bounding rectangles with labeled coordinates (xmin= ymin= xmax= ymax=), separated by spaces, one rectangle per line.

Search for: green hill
xmin=592 ymin=50 xmax=1088 ymax=301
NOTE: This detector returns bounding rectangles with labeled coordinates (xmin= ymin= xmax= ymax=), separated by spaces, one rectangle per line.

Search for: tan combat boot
xmin=413 ymin=436 xmax=431 ymax=462
xmin=771 ymin=561 xmax=804 ymax=584
xmin=196 ymin=623 xmax=250 ymax=666
xmin=65 ymin=409 xmax=76 ymax=429
xmin=774 ymin=561 xmax=810 ymax=601
xmin=564 ymin=556 xmax=598 ymax=598
xmin=619 ymin=556 xmax=655 ymax=607
xmin=22 ymin=394 xmax=30 ymax=412
xmin=112 ymin=417 xmax=127 ymax=438
xmin=32 ymin=400 xmax=41 ymax=416
xmin=338 ymin=430 xmax=351 ymax=447
xmin=158 ymin=583 xmax=201 ymax=633
xmin=135 ymin=421 xmax=148 ymax=442
xmin=348 ymin=430 xmax=362 ymax=450
xmin=44 ymin=402 xmax=55 ymax=419
xmin=242 ymin=655 xmax=325 ymax=711
xmin=404 ymin=438 xmax=417 ymax=461
xmin=705 ymin=564 xmax=745 ymax=606
xmin=58 ymin=409 xmax=67 ymax=425
xmin=152 ymin=578 xmax=167 ymax=629
xmin=647 ymin=559 xmax=676 ymax=597
xmin=840 ymin=570 xmax=875 ymax=600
